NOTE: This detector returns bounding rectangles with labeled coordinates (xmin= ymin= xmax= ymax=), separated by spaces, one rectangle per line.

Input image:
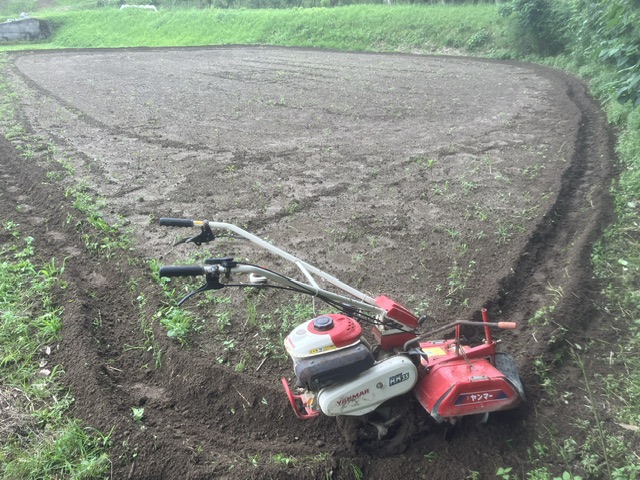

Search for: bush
xmin=499 ymin=0 xmax=571 ymax=56
xmin=569 ymin=0 xmax=640 ymax=107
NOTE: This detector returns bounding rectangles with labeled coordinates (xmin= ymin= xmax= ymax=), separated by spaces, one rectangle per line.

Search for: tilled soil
xmin=0 ymin=46 xmax=617 ymax=478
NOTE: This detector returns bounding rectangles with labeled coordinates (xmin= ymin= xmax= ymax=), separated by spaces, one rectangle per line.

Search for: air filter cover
xmin=284 ymin=314 xmax=362 ymax=359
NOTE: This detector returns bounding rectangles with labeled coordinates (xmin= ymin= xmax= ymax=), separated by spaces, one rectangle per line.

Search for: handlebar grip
xmin=159 ymin=265 xmax=205 ymax=277
xmin=159 ymin=217 xmax=195 ymax=228
xmin=497 ymin=322 xmax=517 ymax=329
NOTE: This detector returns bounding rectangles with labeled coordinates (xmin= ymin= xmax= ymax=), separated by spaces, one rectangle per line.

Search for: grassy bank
xmin=588 ymin=69 xmax=640 ymax=429
xmin=9 ymin=4 xmax=507 ymax=54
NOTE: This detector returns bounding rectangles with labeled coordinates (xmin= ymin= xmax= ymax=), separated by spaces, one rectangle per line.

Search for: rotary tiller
xmin=157 ymin=218 xmax=525 ymax=451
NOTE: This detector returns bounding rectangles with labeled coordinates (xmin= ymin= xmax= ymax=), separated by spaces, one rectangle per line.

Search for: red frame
xmin=281 ymin=377 xmax=319 ymax=420
xmin=412 ymin=310 xmax=521 ymax=420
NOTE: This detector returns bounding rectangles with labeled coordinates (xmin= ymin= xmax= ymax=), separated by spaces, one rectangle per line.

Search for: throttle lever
xmin=175 ymin=221 xmax=215 ymax=246
xmin=177 ymin=270 xmax=225 ymax=306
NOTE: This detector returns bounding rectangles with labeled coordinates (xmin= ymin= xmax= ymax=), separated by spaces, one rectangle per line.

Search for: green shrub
xmin=0 ymin=0 xmax=39 ymax=17
xmin=499 ymin=0 xmax=571 ymax=56
xmin=569 ymin=0 xmax=640 ymax=107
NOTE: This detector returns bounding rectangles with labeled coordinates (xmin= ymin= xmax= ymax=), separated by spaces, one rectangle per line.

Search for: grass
xmin=524 ymin=349 xmax=640 ymax=479
xmin=148 ymin=258 xmax=207 ymax=343
xmin=0 ymin=222 xmax=111 ymax=479
xmin=151 ymin=251 xmax=332 ymax=368
xmin=0 ymin=4 xmax=509 ymax=55
xmin=578 ymin=63 xmax=640 ymax=480
xmin=64 ymin=184 xmax=134 ymax=258
xmin=155 ymin=305 xmax=198 ymax=343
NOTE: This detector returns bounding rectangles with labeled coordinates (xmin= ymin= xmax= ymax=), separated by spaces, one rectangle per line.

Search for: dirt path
xmin=0 ymin=46 xmax=614 ymax=478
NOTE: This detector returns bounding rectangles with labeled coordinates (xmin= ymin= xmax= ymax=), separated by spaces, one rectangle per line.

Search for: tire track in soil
xmin=0 ymin=50 xmax=616 ymax=479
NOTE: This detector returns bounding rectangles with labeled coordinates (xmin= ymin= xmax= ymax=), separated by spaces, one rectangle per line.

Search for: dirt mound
xmin=0 ymin=46 xmax=614 ymax=478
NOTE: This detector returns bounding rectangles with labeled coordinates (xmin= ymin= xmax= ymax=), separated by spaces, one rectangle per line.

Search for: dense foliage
xmin=497 ymin=0 xmax=570 ymax=56
xmin=570 ymin=0 xmax=640 ymax=107
xmin=499 ymin=0 xmax=640 ymax=107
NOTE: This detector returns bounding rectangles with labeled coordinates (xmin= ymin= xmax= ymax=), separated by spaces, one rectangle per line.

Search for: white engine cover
xmin=284 ymin=314 xmax=362 ymax=360
xmin=316 ymin=356 xmax=418 ymax=416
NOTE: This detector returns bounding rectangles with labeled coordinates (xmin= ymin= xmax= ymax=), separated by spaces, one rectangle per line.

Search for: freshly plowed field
xmin=0 ymin=46 xmax=614 ymax=478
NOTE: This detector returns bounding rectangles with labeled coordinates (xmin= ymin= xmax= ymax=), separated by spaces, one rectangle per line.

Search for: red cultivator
xmin=158 ymin=218 xmax=524 ymax=452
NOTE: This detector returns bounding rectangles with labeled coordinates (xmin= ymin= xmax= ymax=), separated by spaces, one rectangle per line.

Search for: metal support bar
xmin=208 ymin=221 xmax=378 ymax=305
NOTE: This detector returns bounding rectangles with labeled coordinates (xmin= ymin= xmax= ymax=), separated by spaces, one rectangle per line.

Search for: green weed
xmin=495 ymin=221 xmax=514 ymax=244
xmin=0 ymin=224 xmax=111 ymax=478
xmin=216 ymin=310 xmax=232 ymax=333
xmin=131 ymin=406 xmax=145 ymax=423
xmin=522 ymin=162 xmax=544 ymax=180
xmin=533 ymin=357 xmax=556 ymax=396
xmin=496 ymin=466 xmax=513 ymax=480
xmin=528 ymin=304 xmax=555 ymax=327
xmin=286 ymin=199 xmax=300 ymax=215
xmin=155 ymin=306 xmax=195 ymax=344
xmin=573 ymin=352 xmax=613 ymax=479
xmin=351 ymin=463 xmax=364 ymax=480
xmin=64 ymin=184 xmax=133 ymax=258
xmin=553 ymin=473 xmax=583 ymax=480
xmin=272 ymin=452 xmax=296 ymax=466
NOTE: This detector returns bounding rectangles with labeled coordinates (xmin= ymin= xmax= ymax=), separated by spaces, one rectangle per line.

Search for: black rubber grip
xmin=159 ymin=217 xmax=194 ymax=228
xmin=159 ymin=266 xmax=205 ymax=277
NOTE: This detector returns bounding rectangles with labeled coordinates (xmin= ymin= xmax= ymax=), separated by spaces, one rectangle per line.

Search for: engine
xmin=284 ymin=314 xmax=418 ymax=417
xmin=285 ymin=313 xmax=374 ymax=390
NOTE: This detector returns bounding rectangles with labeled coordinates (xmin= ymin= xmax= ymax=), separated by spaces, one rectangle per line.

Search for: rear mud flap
xmin=494 ymin=353 xmax=525 ymax=400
